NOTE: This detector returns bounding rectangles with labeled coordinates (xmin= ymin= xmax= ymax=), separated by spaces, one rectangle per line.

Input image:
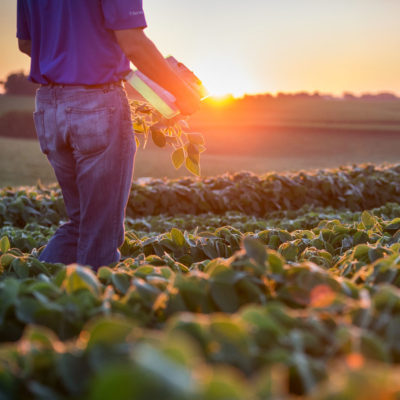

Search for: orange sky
xmin=1 ymin=0 xmax=400 ymax=97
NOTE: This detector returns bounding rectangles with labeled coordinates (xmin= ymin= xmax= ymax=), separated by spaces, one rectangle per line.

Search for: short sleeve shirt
xmin=16 ymin=0 xmax=147 ymax=85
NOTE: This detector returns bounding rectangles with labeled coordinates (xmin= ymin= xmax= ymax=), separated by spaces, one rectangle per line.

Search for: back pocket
xmin=67 ymin=107 xmax=112 ymax=155
xmin=33 ymin=110 xmax=49 ymax=154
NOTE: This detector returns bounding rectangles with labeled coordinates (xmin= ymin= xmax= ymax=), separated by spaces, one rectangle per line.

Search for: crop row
xmin=2 ymin=199 xmax=400 ymax=255
xmin=0 ymin=243 xmax=399 ymax=398
xmin=1 ymin=207 xmax=400 ymax=397
xmin=2 ymin=315 xmax=399 ymax=400
xmin=2 ymin=164 xmax=400 ymax=227
xmin=3 ymin=204 xmax=400 ymax=272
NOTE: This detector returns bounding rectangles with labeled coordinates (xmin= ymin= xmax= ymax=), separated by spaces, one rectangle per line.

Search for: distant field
xmin=0 ymin=94 xmax=34 ymax=116
xmin=1 ymin=133 xmax=400 ymax=188
xmin=192 ymin=97 xmax=400 ymax=131
xmin=2 ymin=94 xmax=400 ymax=130
xmin=1 ymin=94 xmax=400 ymax=187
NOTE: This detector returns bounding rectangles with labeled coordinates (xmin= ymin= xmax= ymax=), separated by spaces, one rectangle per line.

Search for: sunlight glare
xmin=196 ymin=58 xmax=257 ymax=98
xmin=207 ymin=94 xmax=235 ymax=106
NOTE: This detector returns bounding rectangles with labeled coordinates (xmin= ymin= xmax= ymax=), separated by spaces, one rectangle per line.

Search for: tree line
xmin=1 ymin=72 xmax=38 ymax=96
xmin=1 ymin=71 xmax=399 ymax=101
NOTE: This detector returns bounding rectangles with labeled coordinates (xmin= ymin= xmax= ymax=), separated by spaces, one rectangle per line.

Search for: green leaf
xmin=0 ymin=278 xmax=20 ymax=324
xmin=0 ymin=236 xmax=10 ymax=253
xmin=29 ymin=257 xmax=50 ymax=275
xmin=97 ymin=266 xmax=113 ymax=282
xmin=243 ymin=236 xmax=267 ymax=266
xmin=267 ymin=251 xmax=284 ymax=274
xmin=151 ymin=129 xmax=167 ymax=147
xmin=360 ymin=332 xmax=391 ymax=362
xmin=186 ymin=132 xmax=205 ymax=145
xmin=203 ymin=369 xmax=247 ymax=400
xmin=171 ymin=228 xmax=185 ymax=247
xmin=111 ymin=272 xmax=131 ymax=294
xmin=135 ymin=135 xmax=140 ymax=149
xmin=197 ymin=144 xmax=206 ymax=153
xmin=210 ymin=281 xmax=239 ymax=312
xmin=89 ymin=366 xmax=136 ymax=400
xmin=86 ymin=318 xmax=134 ymax=349
xmin=133 ymin=121 xmax=145 ymax=133
xmin=0 ymin=253 xmax=17 ymax=268
xmin=384 ymin=218 xmax=400 ymax=233
xmin=64 ymin=265 xmax=101 ymax=295
xmin=28 ymin=281 xmax=61 ymax=298
xmin=135 ymin=343 xmax=195 ymax=394
xmin=53 ymin=268 xmax=67 ymax=287
xmin=186 ymin=143 xmax=200 ymax=163
xmin=361 ymin=211 xmax=376 ymax=229
xmin=185 ymin=156 xmax=200 ymax=176
xmin=58 ymin=353 xmax=91 ymax=395
xmin=171 ymin=147 xmax=185 ymax=169
xmin=207 ymin=264 xmax=238 ymax=284
xmin=278 ymin=242 xmax=298 ymax=262
xmin=353 ymin=244 xmax=370 ymax=260
xmin=16 ymin=297 xmax=40 ymax=323
xmin=11 ymin=257 xmax=29 ymax=279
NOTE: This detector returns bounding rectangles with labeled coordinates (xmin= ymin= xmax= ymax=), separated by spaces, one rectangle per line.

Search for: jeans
xmin=33 ymin=83 xmax=136 ymax=270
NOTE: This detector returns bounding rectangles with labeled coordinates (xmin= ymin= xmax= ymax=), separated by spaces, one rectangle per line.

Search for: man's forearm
xmin=114 ymin=30 xmax=195 ymax=102
xmin=128 ymin=38 xmax=190 ymax=99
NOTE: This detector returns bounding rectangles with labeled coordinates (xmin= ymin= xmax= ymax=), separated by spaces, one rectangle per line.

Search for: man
xmin=17 ymin=0 xmax=199 ymax=270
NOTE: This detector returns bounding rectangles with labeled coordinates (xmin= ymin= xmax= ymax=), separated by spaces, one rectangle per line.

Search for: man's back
xmin=17 ymin=0 xmax=147 ymax=85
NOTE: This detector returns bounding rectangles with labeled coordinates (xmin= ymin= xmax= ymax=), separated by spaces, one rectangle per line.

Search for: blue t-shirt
xmin=16 ymin=0 xmax=147 ymax=85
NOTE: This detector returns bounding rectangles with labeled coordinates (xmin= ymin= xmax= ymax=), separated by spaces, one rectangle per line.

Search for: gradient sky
xmin=1 ymin=0 xmax=400 ymax=97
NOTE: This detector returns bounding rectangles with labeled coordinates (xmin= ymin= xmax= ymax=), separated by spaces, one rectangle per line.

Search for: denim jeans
xmin=33 ymin=83 xmax=136 ymax=270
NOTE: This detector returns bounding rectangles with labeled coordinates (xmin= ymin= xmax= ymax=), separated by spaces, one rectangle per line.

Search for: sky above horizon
xmin=1 ymin=0 xmax=399 ymax=97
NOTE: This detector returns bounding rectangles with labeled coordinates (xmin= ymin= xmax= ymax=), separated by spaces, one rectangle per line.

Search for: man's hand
xmin=175 ymin=91 xmax=200 ymax=116
xmin=18 ymin=39 xmax=31 ymax=57
xmin=114 ymin=28 xmax=200 ymax=116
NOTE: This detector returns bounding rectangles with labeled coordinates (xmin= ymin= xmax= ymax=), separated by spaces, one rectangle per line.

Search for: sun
xmin=195 ymin=58 xmax=255 ymax=98
xmin=206 ymin=94 xmax=235 ymax=106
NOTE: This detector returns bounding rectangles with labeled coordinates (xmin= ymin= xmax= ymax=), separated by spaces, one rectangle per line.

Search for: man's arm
xmin=114 ymin=28 xmax=200 ymax=116
xmin=18 ymin=39 xmax=31 ymax=57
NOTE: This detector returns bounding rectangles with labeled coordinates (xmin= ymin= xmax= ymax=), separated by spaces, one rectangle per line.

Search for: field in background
xmin=1 ymin=94 xmax=400 ymax=187
xmin=2 ymin=133 xmax=400 ymax=188
xmin=192 ymin=97 xmax=400 ymax=130
xmin=2 ymin=94 xmax=400 ymax=129
xmin=0 ymin=94 xmax=34 ymax=116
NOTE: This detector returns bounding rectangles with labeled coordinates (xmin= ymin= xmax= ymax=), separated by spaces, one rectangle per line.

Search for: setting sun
xmin=195 ymin=58 xmax=258 ymax=98
xmin=207 ymin=94 xmax=235 ymax=106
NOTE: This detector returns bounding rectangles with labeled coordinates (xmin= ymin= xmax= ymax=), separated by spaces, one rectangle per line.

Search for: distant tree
xmin=343 ymin=92 xmax=357 ymax=100
xmin=375 ymin=92 xmax=399 ymax=101
xmin=277 ymin=92 xmax=290 ymax=100
xmin=3 ymin=71 xmax=38 ymax=96
xmin=361 ymin=92 xmax=399 ymax=101
xmin=292 ymin=92 xmax=311 ymax=99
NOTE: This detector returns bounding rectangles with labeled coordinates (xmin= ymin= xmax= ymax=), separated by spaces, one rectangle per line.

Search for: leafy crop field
xmin=1 ymin=164 xmax=400 ymax=399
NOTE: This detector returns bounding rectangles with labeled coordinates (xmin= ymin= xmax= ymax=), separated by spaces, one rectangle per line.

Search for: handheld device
xmin=125 ymin=56 xmax=208 ymax=119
